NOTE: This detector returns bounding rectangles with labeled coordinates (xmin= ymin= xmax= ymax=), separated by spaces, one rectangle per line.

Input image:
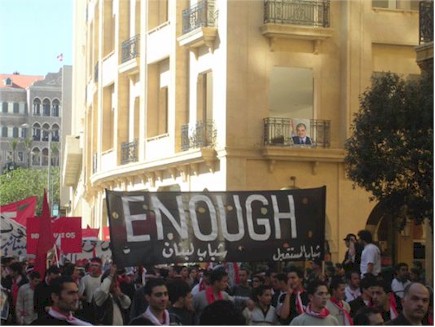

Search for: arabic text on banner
xmin=106 ymin=187 xmax=326 ymax=267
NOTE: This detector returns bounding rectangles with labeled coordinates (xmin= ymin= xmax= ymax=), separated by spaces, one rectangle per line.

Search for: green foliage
xmin=345 ymin=72 xmax=433 ymax=228
xmin=0 ymin=167 xmax=60 ymax=215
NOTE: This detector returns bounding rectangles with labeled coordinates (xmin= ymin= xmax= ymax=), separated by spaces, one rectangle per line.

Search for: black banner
xmin=105 ymin=187 xmax=326 ymax=267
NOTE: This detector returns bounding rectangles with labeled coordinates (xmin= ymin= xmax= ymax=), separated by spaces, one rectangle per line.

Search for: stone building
xmin=0 ymin=67 xmax=72 ymax=213
xmin=64 ymin=0 xmax=429 ymax=272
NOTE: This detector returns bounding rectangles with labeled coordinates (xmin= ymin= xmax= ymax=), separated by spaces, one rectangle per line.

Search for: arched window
xmin=52 ymin=99 xmax=60 ymax=117
xmin=42 ymin=123 xmax=50 ymax=141
xmin=51 ymin=124 xmax=60 ymax=142
xmin=33 ymin=123 xmax=41 ymax=141
xmin=42 ymin=99 xmax=50 ymax=116
xmin=32 ymin=148 xmax=41 ymax=166
xmin=33 ymin=99 xmax=41 ymax=115
xmin=42 ymin=148 xmax=49 ymax=166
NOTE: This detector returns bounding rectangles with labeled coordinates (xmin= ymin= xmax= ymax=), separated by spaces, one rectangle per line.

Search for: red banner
xmin=82 ymin=225 xmax=99 ymax=239
xmin=0 ymin=196 xmax=37 ymax=227
xmin=27 ymin=217 xmax=82 ymax=254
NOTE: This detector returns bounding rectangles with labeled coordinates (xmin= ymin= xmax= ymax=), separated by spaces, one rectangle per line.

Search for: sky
xmin=0 ymin=0 xmax=72 ymax=76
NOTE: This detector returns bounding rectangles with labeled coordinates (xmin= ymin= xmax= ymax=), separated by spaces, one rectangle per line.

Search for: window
xmin=268 ymin=67 xmax=314 ymax=144
xmin=269 ymin=67 xmax=314 ymax=119
xmin=33 ymin=124 xmax=41 ymax=141
xmin=4 ymin=78 xmax=12 ymax=86
xmin=12 ymin=127 xmax=18 ymax=138
xmin=197 ymin=71 xmax=213 ymax=123
xmin=42 ymin=124 xmax=50 ymax=141
xmin=20 ymin=127 xmax=27 ymax=138
xmin=42 ymin=148 xmax=49 ymax=166
xmin=33 ymin=99 xmax=41 ymax=115
xmin=372 ymin=0 xmax=419 ymax=10
xmin=52 ymin=99 xmax=60 ymax=117
xmin=32 ymin=148 xmax=41 ymax=166
xmin=42 ymin=99 xmax=51 ymax=116
xmin=13 ymin=103 xmax=19 ymax=113
xmin=1 ymin=127 xmax=7 ymax=137
xmin=147 ymin=59 xmax=169 ymax=138
xmin=2 ymin=102 xmax=8 ymax=113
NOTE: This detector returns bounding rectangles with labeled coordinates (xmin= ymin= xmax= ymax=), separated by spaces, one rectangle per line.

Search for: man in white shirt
xmin=357 ymin=230 xmax=381 ymax=277
xmin=391 ymin=263 xmax=411 ymax=299
xmin=15 ymin=271 xmax=41 ymax=325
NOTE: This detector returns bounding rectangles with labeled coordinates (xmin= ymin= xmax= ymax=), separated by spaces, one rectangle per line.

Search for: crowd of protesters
xmin=0 ymin=229 xmax=433 ymax=325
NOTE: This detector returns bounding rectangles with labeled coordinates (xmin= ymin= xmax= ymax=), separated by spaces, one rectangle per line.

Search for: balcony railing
xmin=264 ymin=0 xmax=330 ymax=28
xmin=121 ymin=34 xmax=140 ymax=63
xmin=419 ymin=0 xmax=433 ymax=44
xmin=182 ymin=0 xmax=218 ymax=34
xmin=181 ymin=120 xmax=217 ymax=151
xmin=264 ymin=117 xmax=331 ymax=148
xmin=121 ymin=140 xmax=138 ymax=164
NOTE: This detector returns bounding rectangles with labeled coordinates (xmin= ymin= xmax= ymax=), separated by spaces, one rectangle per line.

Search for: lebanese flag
xmin=33 ymin=191 xmax=55 ymax=277
xmin=82 ymin=225 xmax=99 ymax=239
xmin=0 ymin=196 xmax=37 ymax=227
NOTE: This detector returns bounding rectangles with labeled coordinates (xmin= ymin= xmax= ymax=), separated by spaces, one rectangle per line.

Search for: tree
xmin=0 ymin=167 xmax=60 ymax=215
xmin=345 ymin=72 xmax=433 ymax=229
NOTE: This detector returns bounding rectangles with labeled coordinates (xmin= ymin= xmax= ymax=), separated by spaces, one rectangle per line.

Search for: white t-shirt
xmin=360 ymin=243 xmax=381 ymax=277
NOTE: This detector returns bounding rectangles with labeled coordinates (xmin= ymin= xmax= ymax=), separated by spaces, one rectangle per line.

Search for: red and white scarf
xmin=293 ymin=290 xmax=305 ymax=314
xmin=304 ymin=304 xmax=330 ymax=319
xmin=330 ymin=297 xmax=353 ymax=325
xmin=48 ymin=307 xmax=92 ymax=325
xmin=205 ymin=286 xmax=223 ymax=304
xmin=388 ymin=293 xmax=399 ymax=320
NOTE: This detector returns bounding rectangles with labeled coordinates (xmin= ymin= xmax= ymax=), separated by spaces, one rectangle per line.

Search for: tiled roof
xmin=0 ymin=74 xmax=44 ymax=89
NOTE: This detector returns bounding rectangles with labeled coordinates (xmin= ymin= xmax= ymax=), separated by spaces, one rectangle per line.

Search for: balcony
xmin=177 ymin=0 xmax=218 ymax=53
xmin=261 ymin=0 xmax=333 ymax=53
xmin=119 ymin=34 xmax=140 ymax=74
xmin=416 ymin=0 xmax=433 ymax=72
xmin=263 ymin=117 xmax=330 ymax=148
xmin=181 ymin=120 xmax=217 ymax=151
xmin=121 ymin=140 xmax=138 ymax=165
xmin=262 ymin=117 xmax=343 ymax=174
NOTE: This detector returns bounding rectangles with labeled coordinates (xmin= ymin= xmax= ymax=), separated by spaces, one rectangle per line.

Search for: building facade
xmin=0 ymin=67 xmax=72 ymax=213
xmin=65 ymin=0 xmax=427 ymax=269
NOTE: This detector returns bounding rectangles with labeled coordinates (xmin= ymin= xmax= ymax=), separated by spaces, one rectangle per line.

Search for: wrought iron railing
xmin=263 ymin=117 xmax=331 ymax=148
xmin=121 ymin=140 xmax=138 ymax=164
xmin=264 ymin=0 xmax=330 ymax=27
xmin=263 ymin=117 xmax=293 ymax=145
xmin=419 ymin=0 xmax=433 ymax=44
xmin=182 ymin=0 xmax=218 ymax=34
xmin=181 ymin=120 xmax=217 ymax=151
xmin=121 ymin=34 xmax=140 ymax=63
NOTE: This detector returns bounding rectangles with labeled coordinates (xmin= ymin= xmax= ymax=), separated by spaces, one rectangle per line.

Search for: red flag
xmin=27 ymin=217 xmax=82 ymax=254
xmin=82 ymin=225 xmax=99 ymax=239
xmin=33 ymin=191 xmax=55 ymax=277
xmin=0 ymin=196 xmax=37 ymax=227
